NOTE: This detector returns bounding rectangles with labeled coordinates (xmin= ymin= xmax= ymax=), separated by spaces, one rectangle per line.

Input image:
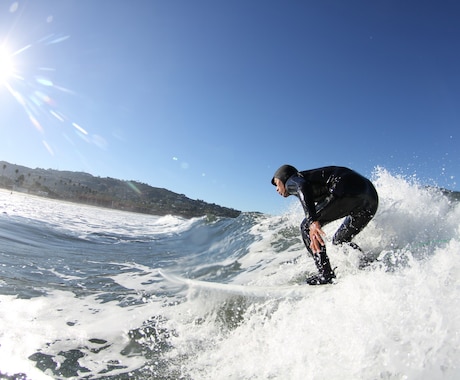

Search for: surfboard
xmin=159 ymin=269 xmax=323 ymax=298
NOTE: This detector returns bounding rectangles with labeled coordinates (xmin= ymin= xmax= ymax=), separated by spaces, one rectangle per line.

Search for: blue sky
xmin=0 ymin=0 xmax=458 ymax=214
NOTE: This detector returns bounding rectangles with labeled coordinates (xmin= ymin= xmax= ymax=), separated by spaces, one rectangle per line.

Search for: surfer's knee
xmin=332 ymin=235 xmax=349 ymax=246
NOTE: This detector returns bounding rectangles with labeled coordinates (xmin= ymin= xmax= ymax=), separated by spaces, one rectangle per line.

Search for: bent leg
xmin=332 ymin=196 xmax=378 ymax=246
xmin=332 ymin=212 xmax=371 ymax=245
xmin=300 ymin=218 xmax=335 ymax=285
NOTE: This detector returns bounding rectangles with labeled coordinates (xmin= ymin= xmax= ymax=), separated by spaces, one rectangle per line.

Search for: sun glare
xmin=0 ymin=12 xmax=98 ymax=157
xmin=0 ymin=45 xmax=15 ymax=84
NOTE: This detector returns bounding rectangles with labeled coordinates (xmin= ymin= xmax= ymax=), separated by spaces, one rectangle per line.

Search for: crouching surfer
xmin=271 ymin=165 xmax=379 ymax=285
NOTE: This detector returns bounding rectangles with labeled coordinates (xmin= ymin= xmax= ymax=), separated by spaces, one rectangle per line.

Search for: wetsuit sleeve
xmin=285 ymin=176 xmax=318 ymax=224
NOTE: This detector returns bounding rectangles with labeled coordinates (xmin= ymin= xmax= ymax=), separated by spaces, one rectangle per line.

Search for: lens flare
xmin=126 ymin=181 xmax=142 ymax=195
xmin=0 ymin=29 xmax=104 ymax=158
xmin=0 ymin=45 xmax=15 ymax=84
xmin=1 ymin=4 xmax=108 ymax=160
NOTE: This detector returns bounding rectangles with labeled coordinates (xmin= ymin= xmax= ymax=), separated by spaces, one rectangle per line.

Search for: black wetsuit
xmin=285 ymin=166 xmax=379 ymax=256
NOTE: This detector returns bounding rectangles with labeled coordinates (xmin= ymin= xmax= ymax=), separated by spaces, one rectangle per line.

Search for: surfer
xmin=271 ymin=165 xmax=379 ymax=285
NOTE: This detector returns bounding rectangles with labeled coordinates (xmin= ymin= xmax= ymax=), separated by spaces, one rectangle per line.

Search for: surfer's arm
xmin=286 ymin=176 xmax=318 ymax=224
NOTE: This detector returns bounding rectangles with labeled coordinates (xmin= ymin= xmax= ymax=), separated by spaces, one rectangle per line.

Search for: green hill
xmin=0 ymin=161 xmax=241 ymax=219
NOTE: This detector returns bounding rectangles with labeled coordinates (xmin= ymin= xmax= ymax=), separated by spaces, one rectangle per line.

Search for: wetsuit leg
xmin=332 ymin=210 xmax=375 ymax=246
xmin=300 ymin=218 xmax=314 ymax=256
xmin=300 ymin=218 xmax=336 ymax=284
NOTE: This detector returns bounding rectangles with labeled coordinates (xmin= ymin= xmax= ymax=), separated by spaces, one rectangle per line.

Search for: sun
xmin=0 ymin=45 xmax=15 ymax=85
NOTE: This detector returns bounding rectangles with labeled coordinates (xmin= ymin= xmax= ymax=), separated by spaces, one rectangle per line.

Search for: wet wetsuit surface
xmin=285 ymin=166 xmax=379 ymax=254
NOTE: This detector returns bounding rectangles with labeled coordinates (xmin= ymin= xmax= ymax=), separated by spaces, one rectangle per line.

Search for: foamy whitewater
xmin=0 ymin=167 xmax=459 ymax=379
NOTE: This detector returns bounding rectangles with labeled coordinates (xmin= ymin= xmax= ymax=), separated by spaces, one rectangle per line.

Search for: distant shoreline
xmin=0 ymin=161 xmax=241 ymax=219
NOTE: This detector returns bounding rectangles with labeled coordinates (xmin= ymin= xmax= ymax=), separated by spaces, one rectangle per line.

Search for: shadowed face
xmin=273 ymin=178 xmax=288 ymax=197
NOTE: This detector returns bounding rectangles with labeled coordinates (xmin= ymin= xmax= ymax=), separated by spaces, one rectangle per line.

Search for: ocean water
xmin=0 ymin=167 xmax=459 ymax=380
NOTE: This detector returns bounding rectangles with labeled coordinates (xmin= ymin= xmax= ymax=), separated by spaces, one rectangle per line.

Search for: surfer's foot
xmin=306 ymin=270 xmax=336 ymax=285
xmin=308 ymin=250 xmax=336 ymax=285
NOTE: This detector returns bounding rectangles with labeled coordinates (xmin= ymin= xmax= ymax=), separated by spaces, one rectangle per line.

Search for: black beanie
xmin=271 ymin=165 xmax=298 ymax=185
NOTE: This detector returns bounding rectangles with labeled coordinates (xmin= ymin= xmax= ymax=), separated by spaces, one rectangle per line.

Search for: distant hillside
xmin=0 ymin=161 xmax=241 ymax=219
xmin=439 ymin=188 xmax=460 ymax=202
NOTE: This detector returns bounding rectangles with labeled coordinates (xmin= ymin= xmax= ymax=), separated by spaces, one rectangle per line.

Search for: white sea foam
xmin=0 ymin=189 xmax=195 ymax=239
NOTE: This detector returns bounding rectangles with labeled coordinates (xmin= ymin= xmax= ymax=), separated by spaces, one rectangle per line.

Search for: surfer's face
xmin=274 ymin=178 xmax=288 ymax=197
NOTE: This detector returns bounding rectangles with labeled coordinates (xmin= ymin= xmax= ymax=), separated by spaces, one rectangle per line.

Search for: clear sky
xmin=0 ymin=0 xmax=458 ymax=214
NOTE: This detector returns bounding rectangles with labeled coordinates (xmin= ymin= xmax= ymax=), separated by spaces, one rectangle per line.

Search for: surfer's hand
xmin=309 ymin=221 xmax=325 ymax=253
